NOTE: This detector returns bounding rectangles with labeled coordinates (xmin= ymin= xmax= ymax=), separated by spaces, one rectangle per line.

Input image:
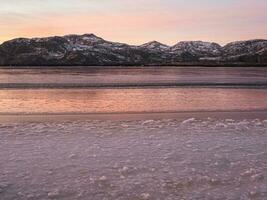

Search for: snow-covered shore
xmin=1 ymin=118 xmax=267 ymax=199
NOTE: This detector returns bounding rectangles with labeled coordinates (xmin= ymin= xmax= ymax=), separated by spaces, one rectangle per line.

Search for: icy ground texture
xmin=0 ymin=118 xmax=267 ymax=200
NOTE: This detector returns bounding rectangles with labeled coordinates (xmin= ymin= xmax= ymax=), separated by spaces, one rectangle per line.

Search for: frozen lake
xmin=1 ymin=118 xmax=267 ymax=200
xmin=0 ymin=88 xmax=267 ymax=114
xmin=0 ymin=67 xmax=266 ymax=114
xmin=0 ymin=66 xmax=267 ymax=199
xmin=0 ymin=66 xmax=267 ymax=87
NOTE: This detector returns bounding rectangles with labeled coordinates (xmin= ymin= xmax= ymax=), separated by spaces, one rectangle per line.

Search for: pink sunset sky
xmin=0 ymin=0 xmax=266 ymax=45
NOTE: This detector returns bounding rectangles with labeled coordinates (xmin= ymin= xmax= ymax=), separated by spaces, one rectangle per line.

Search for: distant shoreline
xmin=1 ymin=111 xmax=267 ymax=123
xmin=1 ymin=63 xmax=267 ymax=69
xmin=0 ymin=63 xmax=267 ymax=69
xmin=1 ymin=83 xmax=267 ymax=89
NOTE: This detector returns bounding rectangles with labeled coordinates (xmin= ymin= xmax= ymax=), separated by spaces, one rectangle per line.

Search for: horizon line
xmin=0 ymin=33 xmax=266 ymax=47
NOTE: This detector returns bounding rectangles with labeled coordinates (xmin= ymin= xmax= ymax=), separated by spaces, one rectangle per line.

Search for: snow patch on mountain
xmin=223 ymin=39 xmax=267 ymax=56
xmin=140 ymin=41 xmax=170 ymax=51
xmin=171 ymin=41 xmax=222 ymax=57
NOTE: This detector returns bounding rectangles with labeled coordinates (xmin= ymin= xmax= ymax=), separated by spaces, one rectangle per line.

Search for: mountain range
xmin=0 ymin=34 xmax=266 ymax=66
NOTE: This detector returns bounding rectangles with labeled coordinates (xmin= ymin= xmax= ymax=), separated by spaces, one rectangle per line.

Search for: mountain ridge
xmin=0 ymin=34 xmax=266 ymax=66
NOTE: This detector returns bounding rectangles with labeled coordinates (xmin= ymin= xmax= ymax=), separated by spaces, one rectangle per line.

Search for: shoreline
xmin=1 ymin=83 xmax=267 ymax=89
xmin=0 ymin=83 xmax=267 ymax=90
xmin=1 ymin=112 xmax=267 ymax=200
xmin=1 ymin=110 xmax=267 ymax=123
xmin=1 ymin=64 xmax=267 ymax=69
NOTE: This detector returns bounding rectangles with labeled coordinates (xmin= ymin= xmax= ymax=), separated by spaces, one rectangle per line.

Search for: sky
xmin=0 ymin=0 xmax=266 ymax=45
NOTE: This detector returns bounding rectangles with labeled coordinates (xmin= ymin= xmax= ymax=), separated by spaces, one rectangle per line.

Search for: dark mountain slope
xmin=0 ymin=34 xmax=266 ymax=66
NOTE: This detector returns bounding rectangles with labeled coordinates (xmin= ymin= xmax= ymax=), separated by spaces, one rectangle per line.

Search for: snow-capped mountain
xmin=219 ymin=39 xmax=267 ymax=63
xmin=171 ymin=41 xmax=222 ymax=57
xmin=139 ymin=41 xmax=170 ymax=51
xmin=223 ymin=39 xmax=267 ymax=56
xmin=0 ymin=34 xmax=266 ymax=66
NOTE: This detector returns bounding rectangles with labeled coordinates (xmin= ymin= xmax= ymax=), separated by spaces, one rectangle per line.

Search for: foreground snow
xmin=0 ymin=118 xmax=267 ymax=200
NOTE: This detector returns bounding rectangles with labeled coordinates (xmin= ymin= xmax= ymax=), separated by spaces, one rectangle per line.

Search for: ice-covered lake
xmin=0 ymin=66 xmax=267 ymax=199
xmin=0 ymin=118 xmax=267 ymax=200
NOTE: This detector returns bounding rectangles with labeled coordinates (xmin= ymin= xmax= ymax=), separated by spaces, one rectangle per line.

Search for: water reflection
xmin=0 ymin=67 xmax=266 ymax=85
xmin=0 ymin=88 xmax=267 ymax=114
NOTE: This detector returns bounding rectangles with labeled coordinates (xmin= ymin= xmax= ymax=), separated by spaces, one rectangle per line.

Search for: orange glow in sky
xmin=0 ymin=0 xmax=266 ymax=45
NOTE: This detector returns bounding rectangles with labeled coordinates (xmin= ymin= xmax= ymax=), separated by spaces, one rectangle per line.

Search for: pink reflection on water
xmin=0 ymin=88 xmax=267 ymax=114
